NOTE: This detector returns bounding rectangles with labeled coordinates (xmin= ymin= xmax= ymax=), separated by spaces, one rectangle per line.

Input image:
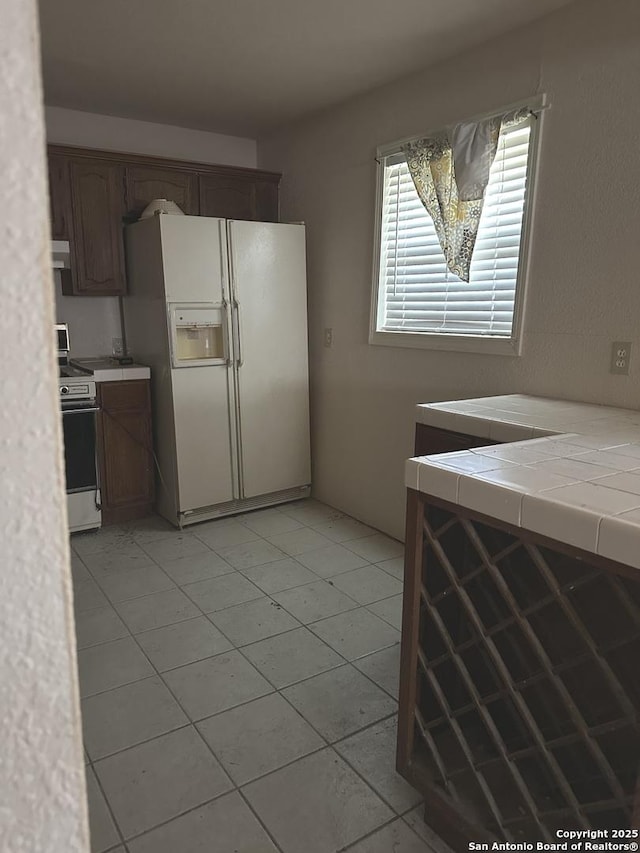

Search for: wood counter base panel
xmin=398 ymin=489 xmax=640 ymax=846
xmin=97 ymin=380 xmax=154 ymax=525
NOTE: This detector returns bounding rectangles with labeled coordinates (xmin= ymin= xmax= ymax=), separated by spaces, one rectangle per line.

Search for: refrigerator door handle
xmin=222 ymin=298 xmax=232 ymax=367
xmin=233 ymin=300 xmax=244 ymax=367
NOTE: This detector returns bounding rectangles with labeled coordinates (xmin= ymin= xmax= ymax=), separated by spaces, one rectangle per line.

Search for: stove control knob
xmin=60 ymin=385 xmax=70 ymax=395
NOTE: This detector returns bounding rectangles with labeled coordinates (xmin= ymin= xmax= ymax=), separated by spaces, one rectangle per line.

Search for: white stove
xmin=56 ymin=325 xmax=102 ymax=533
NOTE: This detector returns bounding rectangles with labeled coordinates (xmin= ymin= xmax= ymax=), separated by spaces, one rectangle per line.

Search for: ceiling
xmin=38 ymin=0 xmax=574 ymax=137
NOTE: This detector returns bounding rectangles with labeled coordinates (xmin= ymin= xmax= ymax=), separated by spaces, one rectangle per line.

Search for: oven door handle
xmin=62 ymin=406 xmax=100 ymax=415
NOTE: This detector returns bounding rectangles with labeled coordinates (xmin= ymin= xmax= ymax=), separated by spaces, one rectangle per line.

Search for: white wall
xmin=259 ymin=0 xmax=640 ymax=540
xmin=47 ymin=106 xmax=259 ymax=357
xmin=1 ymin=3 xmax=88 ymax=852
xmin=45 ymin=105 xmax=257 ymax=167
xmin=54 ymin=271 xmax=122 ymax=357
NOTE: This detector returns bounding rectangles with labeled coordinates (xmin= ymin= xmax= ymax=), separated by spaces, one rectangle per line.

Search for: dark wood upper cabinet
xmin=254 ymin=179 xmax=279 ymax=222
xmin=125 ymin=166 xmax=199 ymax=219
xmin=47 ymin=154 xmax=73 ymax=240
xmin=199 ymin=174 xmax=256 ymax=220
xmin=47 ymin=145 xmax=281 ymax=296
xmin=65 ymin=160 xmax=126 ymax=296
xmin=199 ymin=173 xmax=279 ymax=222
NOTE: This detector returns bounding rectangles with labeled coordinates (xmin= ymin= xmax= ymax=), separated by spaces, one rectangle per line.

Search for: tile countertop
xmin=71 ymin=358 xmax=151 ymax=382
xmin=407 ymin=394 xmax=640 ymax=570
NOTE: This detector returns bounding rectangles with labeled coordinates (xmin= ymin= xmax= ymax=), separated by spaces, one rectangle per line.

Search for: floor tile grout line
xmin=132 ymin=537 xmax=402 ymax=763
xmin=107 ymin=785 xmax=241 ymax=848
xmin=96 ymin=539 xmax=316 ymax=851
xmin=79 ymin=543 xmax=243 ymax=763
xmin=88 ymin=590 xmax=248 ymax=842
xmin=220 ymin=618 xmax=399 ymax=659
xmin=120 ymin=784 xmax=438 ymax=853
xmin=330 ymin=714 xmax=425 ymax=819
xmin=107 ymin=782 xmax=286 ymax=851
xmin=81 ymin=524 xmax=238 ymax=589
xmin=193 ymin=721 xmax=332 ymax=786
xmin=236 ymin=740 xmax=407 ymax=852
xmin=236 ymin=788 xmax=287 ymax=853
xmin=204 ymin=603 xmax=305 ymax=647
xmin=118 ymin=609 xmax=224 ymax=641
xmin=306 ymin=594 xmax=402 ymax=623
xmin=77 ymin=588 xmax=400 ymax=709
xmin=82 ymin=622 xmax=399 ymax=763
xmin=76 ymin=576 xmax=400 ymax=652
xmin=86 ymin=762 xmax=129 ymax=850
xmin=86 ymin=719 xmax=193 ymax=765
xmin=73 ymin=503 xmax=409 ymax=848
xmin=78 ymin=536 xmax=348 ymax=699
xmin=86 ymin=685 xmax=403 ymax=828
xmin=81 ymin=536 xmax=351 ymax=796
xmin=77 ymin=519 xmax=400 ymax=608
xmin=178 ymin=578 xmax=266 ymax=612
xmin=79 ymin=609 xmax=401 ymax=704
xmin=337 ymin=809 xmax=432 ymax=853
xmin=87 ymin=697 xmax=406 ymax=807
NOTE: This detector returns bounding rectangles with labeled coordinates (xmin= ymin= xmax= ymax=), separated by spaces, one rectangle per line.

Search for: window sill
xmin=368 ymin=329 xmax=522 ymax=356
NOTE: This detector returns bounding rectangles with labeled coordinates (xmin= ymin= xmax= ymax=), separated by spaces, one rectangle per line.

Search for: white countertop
xmin=71 ymin=358 xmax=151 ymax=382
xmin=408 ymin=395 xmax=640 ymax=570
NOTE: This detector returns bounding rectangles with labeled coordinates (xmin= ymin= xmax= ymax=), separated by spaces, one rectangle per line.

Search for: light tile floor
xmin=71 ymin=499 xmax=448 ymax=853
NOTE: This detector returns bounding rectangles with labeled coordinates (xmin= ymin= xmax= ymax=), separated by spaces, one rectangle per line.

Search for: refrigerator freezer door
xmin=228 ymin=221 xmax=311 ymax=499
xmin=171 ymin=364 xmax=237 ymax=513
xmin=160 ymin=215 xmax=227 ymax=303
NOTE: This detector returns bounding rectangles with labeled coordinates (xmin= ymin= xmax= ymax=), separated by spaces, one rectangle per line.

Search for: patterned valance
xmin=402 ymin=109 xmax=530 ymax=282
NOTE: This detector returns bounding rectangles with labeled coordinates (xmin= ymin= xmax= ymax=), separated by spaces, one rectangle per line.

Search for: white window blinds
xmin=377 ymin=118 xmax=532 ymax=338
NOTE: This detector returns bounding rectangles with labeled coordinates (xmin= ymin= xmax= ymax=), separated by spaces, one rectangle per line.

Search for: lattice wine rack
xmin=397 ymin=493 xmax=640 ymax=846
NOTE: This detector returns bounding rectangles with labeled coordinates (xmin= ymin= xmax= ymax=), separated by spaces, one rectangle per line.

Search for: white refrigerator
xmin=123 ymin=215 xmax=311 ymax=528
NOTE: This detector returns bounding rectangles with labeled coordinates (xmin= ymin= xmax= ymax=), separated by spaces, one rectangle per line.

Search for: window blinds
xmin=378 ymin=119 xmax=532 ymax=338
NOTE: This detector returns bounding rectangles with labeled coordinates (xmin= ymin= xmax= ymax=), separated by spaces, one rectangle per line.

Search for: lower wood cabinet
xmin=415 ymin=423 xmax=499 ymax=456
xmin=97 ymin=380 xmax=154 ymax=524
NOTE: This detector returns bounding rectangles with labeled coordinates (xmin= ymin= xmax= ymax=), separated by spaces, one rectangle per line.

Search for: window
xmin=371 ymin=107 xmax=541 ymax=355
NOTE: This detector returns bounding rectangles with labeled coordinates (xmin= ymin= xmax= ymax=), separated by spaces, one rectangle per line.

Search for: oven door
xmin=61 ymin=403 xmax=99 ymax=493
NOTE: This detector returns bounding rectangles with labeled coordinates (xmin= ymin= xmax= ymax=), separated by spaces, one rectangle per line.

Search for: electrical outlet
xmin=324 ymin=328 xmax=333 ymax=348
xmin=610 ymin=340 xmax=632 ymax=375
xmin=112 ymin=337 xmax=124 ymax=357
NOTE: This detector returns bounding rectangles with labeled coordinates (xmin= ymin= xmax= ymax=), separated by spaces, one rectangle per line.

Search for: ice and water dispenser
xmin=169 ymin=304 xmax=227 ymax=367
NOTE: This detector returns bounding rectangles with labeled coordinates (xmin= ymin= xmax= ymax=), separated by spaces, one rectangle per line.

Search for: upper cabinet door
xmin=125 ymin=166 xmax=198 ymax=220
xmin=47 ymin=154 xmax=73 ymax=240
xmin=254 ymin=180 xmax=279 ymax=222
xmin=199 ymin=174 xmax=257 ymax=221
xmin=199 ymin=174 xmax=280 ymax=222
xmin=68 ymin=160 xmax=127 ymax=296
